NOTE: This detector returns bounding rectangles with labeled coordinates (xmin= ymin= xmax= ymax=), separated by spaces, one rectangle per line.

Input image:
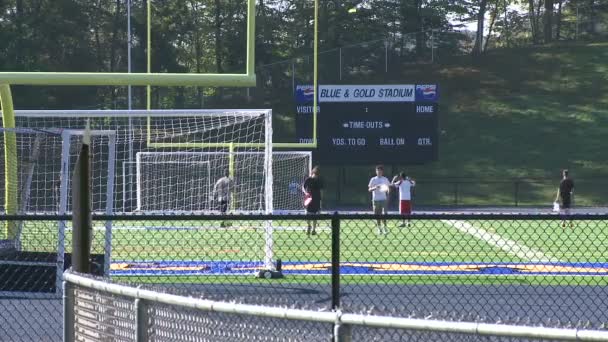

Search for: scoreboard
xmin=295 ymin=84 xmax=439 ymax=164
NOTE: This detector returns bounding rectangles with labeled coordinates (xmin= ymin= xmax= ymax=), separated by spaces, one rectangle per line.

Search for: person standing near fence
xmin=368 ymin=165 xmax=390 ymax=235
xmin=392 ymin=172 xmax=416 ymax=227
xmin=555 ymin=169 xmax=575 ymax=227
xmin=303 ymin=166 xmax=323 ymax=236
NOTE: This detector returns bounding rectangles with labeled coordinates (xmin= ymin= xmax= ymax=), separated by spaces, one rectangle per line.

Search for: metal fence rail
xmin=63 ymin=271 xmax=608 ymax=342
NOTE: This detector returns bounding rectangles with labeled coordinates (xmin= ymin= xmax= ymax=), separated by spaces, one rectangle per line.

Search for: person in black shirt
xmin=302 ymin=166 xmax=323 ymax=235
xmin=555 ymin=169 xmax=574 ymax=227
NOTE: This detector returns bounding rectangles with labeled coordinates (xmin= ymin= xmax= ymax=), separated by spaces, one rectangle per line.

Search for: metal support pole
xmin=63 ymin=281 xmax=75 ymax=342
xmin=384 ymin=40 xmax=388 ymax=73
xmin=334 ymin=323 xmax=352 ymax=342
xmin=339 ymin=48 xmax=342 ymax=81
xmin=331 ymin=212 xmax=340 ymax=310
xmin=431 ymin=31 xmax=435 ymax=63
xmin=127 ymin=0 xmax=132 ymax=110
xmin=127 ymin=0 xmax=134 ymax=212
xmin=135 ymin=299 xmax=149 ymax=342
xmin=72 ymin=130 xmax=92 ymax=274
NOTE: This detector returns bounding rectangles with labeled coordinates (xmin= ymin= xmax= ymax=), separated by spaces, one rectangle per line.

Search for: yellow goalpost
xmin=0 ymin=0 xmax=320 ymax=239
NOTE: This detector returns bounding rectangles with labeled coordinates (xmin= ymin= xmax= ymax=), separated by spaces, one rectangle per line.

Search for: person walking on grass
xmin=303 ymin=166 xmax=323 ymax=236
xmin=392 ymin=172 xmax=416 ymax=227
xmin=368 ymin=165 xmax=391 ymax=235
xmin=555 ymin=169 xmax=574 ymax=227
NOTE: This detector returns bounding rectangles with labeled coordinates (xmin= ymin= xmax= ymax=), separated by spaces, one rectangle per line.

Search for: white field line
xmin=442 ymin=220 xmax=559 ymax=263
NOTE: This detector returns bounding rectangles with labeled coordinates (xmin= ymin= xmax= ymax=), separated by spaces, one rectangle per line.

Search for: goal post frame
xmin=133 ymin=157 xmax=212 ymax=212
xmin=0 ymin=0 xmax=256 ymax=88
xmin=132 ymin=150 xmax=311 ymax=214
xmin=0 ymin=85 xmax=18 ymax=239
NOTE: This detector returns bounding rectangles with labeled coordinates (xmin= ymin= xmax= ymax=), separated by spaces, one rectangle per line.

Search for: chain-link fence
xmin=63 ymin=270 xmax=608 ymax=342
xmin=2 ymin=213 xmax=608 ymax=341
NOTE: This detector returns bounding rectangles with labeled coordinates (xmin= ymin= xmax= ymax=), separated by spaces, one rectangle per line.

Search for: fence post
xmin=135 ymin=298 xmax=149 ymax=342
xmin=63 ymin=281 xmax=75 ymax=342
xmin=72 ymin=125 xmax=92 ymax=274
xmin=334 ymin=321 xmax=352 ymax=342
xmin=331 ymin=212 xmax=340 ymax=310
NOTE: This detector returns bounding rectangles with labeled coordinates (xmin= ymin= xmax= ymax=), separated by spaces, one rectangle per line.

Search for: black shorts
xmin=561 ymin=195 xmax=571 ymax=209
xmin=305 ymin=200 xmax=320 ymax=214
xmin=218 ymin=200 xmax=228 ymax=213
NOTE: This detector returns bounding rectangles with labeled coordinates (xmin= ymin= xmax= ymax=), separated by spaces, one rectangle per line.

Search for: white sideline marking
xmin=442 ymin=220 xmax=559 ymax=263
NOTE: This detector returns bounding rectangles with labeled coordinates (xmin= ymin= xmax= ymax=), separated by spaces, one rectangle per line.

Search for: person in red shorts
xmin=392 ymin=172 xmax=416 ymax=227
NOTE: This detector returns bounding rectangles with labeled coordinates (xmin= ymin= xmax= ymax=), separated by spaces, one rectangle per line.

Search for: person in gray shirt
xmin=213 ymin=174 xmax=234 ymax=227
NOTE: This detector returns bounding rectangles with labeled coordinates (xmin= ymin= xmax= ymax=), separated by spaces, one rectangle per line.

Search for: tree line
xmin=0 ymin=0 xmax=604 ymax=110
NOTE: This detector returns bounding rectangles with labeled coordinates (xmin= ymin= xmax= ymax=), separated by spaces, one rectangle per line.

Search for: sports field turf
xmin=16 ymin=217 xmax=608 ymax=286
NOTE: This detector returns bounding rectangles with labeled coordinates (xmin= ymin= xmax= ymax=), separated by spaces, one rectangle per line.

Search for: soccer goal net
xmin=131 ymin=151 xmax=311 ymax=213
xmin=0 ymin=109 xmax=274 ymax=292
xmin=0 ymin=109 xmax=273 ymax=215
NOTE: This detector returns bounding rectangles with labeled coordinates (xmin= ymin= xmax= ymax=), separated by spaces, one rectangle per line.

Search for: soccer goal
xmin=130 ymin=151 xmax=311 ymax=214
xmin=0 ymin=109 xmax=274 ymax=291
xmin=0 ymin=109 xmax=272 ymax=215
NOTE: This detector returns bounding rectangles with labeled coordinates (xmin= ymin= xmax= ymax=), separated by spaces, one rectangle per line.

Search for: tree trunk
xmin=473 ymin=0 xmax=488 ymax=56
xmin=588 ymin=0 xmax=597 ymax=34
xmin=556 ymin=0 xmax=563 ymax=40
xmin=485 ymin=3 xmax=498 ymax=51
xmin=414 ymin=0 xmax=425 ymax=57
xmin=214 ymin=0 xmax=223 ymax=99
xmin=189 ymin=0 xmax=203 ymax=107
xmin=504 ymin=0 xmax=511 ymax=47
xmin=110 ymin=0 xmax=121 ymax=107
xmin=214 ymin=0 xmax=224 ymax=73
xmin=15 ymin=0 xmax=24 ymax=67
xmin=535 ymin=0 xmax=543 ymax=38
xmin=528 ymin=0 xmax=539 ymax=44
xmin=544 ymin=0 xmax=554 ymax=43
xmin=94 ymin=0 xmax=103 ymax=71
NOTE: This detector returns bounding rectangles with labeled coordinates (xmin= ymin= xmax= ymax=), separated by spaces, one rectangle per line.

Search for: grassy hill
xmin=323 ymin=40 xmax=608 ymax=208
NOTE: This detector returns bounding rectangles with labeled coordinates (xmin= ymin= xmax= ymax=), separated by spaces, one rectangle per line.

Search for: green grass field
xmin=18 ymin=217 xmax=608 ymax=286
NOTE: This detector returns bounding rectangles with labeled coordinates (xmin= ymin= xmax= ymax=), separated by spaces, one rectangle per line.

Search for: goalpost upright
xmin=0 ymin=85 xmax=18 ymax=240
xmin=0 ymin=0 xmax=320 ymax=276
xmin=0 ymin=0 xmax=257 ymax=237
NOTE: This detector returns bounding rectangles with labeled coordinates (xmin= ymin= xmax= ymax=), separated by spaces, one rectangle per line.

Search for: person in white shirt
xmin=392 ymin=172 xmax=416 ymax=227
xmin=368 ymin=165 xmax=391 ymax=234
